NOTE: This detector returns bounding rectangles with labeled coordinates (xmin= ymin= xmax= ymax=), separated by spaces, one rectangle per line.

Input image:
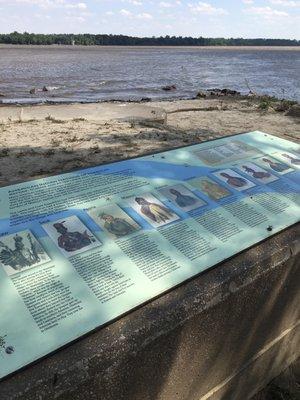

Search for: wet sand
xmin=0 ymin=97 xmax=299 ymax=187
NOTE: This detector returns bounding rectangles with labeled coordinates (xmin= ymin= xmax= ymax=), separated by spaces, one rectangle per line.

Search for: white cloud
xmin=188 ymin=2 xmax=228 ymax=15
xmin=159 ymin=1 xmax=172 ymax=7
xmin=120 ymin=8 xmax=132 ymax=16
xmin=122 ymin=0 xmax=142 ymax=5
xmin=3 ymin=0 xmax=88 ymax=10
xmin=64 ymin=12 xmax=88 ymax=22
xmin=242 ymin=0 xmax=254 ymax=4
xmin=65 ymin=2 xmax=86 ymax=9
xmin=269 ymin=0 xmax=300 ymax=6
xmin=34 ymin=12 xmax=51 ymax=18
xmin=244 ymin=6 xmax=289 ymax=17
xmin=120 ymin=8 xmax=152 ymax=19
xmin=137 ymin=12 xmax=152 ymax=19
xmin=5 ymin=0 xmax=52 ymax=4
xmin=105 ymin=11 xmax=114 ymax=15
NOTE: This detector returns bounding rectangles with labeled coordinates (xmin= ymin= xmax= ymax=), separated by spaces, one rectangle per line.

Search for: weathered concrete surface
xmin=0 ymin=102 xmax=166 ymax=123
xmin=252 ymin=357 xmax=300 ymax=399
xmin=0 ymin=224 xmax=299 ymax=400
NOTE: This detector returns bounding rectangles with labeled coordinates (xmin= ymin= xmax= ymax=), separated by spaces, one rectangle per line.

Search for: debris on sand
xmin=196 ymin=88 xmax=242 ymax=98
xmin=162 ymin=85 xmax=177 ymax=91
xmin=257 ymin=96 xmax=298 ymax=113
xmin=29 ymin=86 xmax=60 ymax=94
xmin=42 ymin=86 xmax=60 ymax=92
xmin=196 ymin=90 xmax=207 ymax=98
xmin=220 ymin=88 xmax=241 ymax=96
xmin=197 ymin=88 xmax=241 ymax=98
xmin=195 ymin=88 xmax=298 ymax=115
xmin=140 ymin=97 xmax=152 ymax=102
xmin=286 ymin=104 xmax=300 ymax=117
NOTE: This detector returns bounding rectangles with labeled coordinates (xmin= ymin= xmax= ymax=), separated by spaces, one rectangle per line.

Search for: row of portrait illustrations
xmin=0 ymin=180 xmax=225 ymax=276
xmin=183 ymin=152 xmax=297 ymax=198
xmin=189 ymin=160 xmax=284 ymax=196
xmin=1 ymin=151 xmax=298 ymax=276
xmin=193 ymin=138 xmax=300 ymax=171
xmin=210 ymin=154 xmax=298 ymax=192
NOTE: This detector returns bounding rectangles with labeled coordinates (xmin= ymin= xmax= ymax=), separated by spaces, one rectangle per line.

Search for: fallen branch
xmin=136 ymin=120 xmax=185 ymax=134
xmin=167 ymin=106 xmax=220 ymax=114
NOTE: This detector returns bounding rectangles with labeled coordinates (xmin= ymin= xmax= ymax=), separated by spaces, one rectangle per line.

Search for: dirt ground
xmin=0 ymin=97 xmax=299 ymax=187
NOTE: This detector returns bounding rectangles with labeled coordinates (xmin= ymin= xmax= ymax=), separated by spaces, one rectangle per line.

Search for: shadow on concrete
xmin=48 ymin=234 xmax=299 ymax=400
xmin=251 ymin=357 xmax=300 ymax=400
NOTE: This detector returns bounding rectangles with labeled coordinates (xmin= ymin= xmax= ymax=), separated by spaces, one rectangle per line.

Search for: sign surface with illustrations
xmin=0 ymin=131 xmax=299 ymax=379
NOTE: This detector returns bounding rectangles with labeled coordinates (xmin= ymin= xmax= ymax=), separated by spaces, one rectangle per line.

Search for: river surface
xmin=0 ymin=45 xmax=299 ymax=104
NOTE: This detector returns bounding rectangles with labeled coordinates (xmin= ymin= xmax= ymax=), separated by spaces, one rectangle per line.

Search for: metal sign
xmin=0 ymin=131 xmax=299 ymax=379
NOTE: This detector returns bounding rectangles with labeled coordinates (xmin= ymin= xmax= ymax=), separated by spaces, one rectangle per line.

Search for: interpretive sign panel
xmin=0 ymin=131 xmax=299 ymax=379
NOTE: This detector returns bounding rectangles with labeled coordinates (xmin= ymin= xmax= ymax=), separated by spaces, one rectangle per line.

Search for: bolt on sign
xmin=0 ymin=131 xmax=299 ymax=379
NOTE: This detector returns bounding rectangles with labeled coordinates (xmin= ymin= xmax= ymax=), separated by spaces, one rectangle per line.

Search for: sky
xmin=0 ymin=0 xmax=299 ymax=39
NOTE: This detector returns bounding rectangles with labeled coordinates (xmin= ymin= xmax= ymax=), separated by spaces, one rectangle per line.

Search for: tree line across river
xmin=0 ymin=32 xmax=299 ymax=46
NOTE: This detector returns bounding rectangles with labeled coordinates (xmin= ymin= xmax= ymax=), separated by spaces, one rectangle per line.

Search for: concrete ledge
xmin=0 ymin=224 xmax=299 ymax=400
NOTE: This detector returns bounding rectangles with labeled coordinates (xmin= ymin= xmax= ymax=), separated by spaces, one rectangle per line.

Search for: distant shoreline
xmin=0 ymin=44 xmax=300 ymax=51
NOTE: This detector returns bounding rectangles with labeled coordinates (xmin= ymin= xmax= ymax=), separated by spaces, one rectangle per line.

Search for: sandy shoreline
xmin=0 ymin=97 xmax=299 ymax=187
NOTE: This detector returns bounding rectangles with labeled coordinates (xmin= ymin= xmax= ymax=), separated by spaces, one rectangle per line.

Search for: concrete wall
xmin=0 ymin=224 xmax=299 ymax=400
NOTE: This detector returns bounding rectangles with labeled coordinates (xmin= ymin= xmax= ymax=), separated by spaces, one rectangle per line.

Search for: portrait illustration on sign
xmin=88 ymin=204 xmax=141 ymax=239
xmin=43 ymin=216 xmax=101 ymax=257
xmin=192 ymin=140 xmax=260 ymax=166
xmin=272 ymin=152 xmax=300 ymax=168
xmin=0 ymin=230 xmax=50 ymax=276
xmin=237 ymin=162 xmax=278 ymax=183
xmin=128 ymin=193 xmax=180 ymax=228
xmin=213 ymin=169 xmax=256 ymax=191
xmin=256 ymin=156 xmax=294 ymax=175
xmin=188 ymin=177 xmax=231 ymax=200
xmin=158 ymin=184 xmax=206 ymax=212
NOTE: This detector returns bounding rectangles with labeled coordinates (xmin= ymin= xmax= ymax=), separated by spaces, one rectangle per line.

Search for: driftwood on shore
xmin=194 ymin=88 xmax=299 ymax=114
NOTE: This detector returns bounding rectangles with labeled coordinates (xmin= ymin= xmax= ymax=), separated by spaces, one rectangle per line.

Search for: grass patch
xmin=50 ymin=138 xmax=61 ymax=147
xmin=258 ymin=96 xmax=298 ymax=112
xmin=61 ymin=147 xmax=74 ymax=154
xmin=0 ymin=148 xmax=10 ymax=157
xmin=257 ymin=96 xmax=277 ymax=111
xmin=15 ymin=118 xmax=37 ymax=124
xmin=72 ymin=117 xmax=86 ymax=122
xmin=44 ymin=149 xmax=55 ymax=156
xmin=276 ymin=99 xmax=298 ymax=112
xmin=45 ymin=115 xmax=66 ymax=124
xmin=257 ymin=95 xmax=298 ymax=112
